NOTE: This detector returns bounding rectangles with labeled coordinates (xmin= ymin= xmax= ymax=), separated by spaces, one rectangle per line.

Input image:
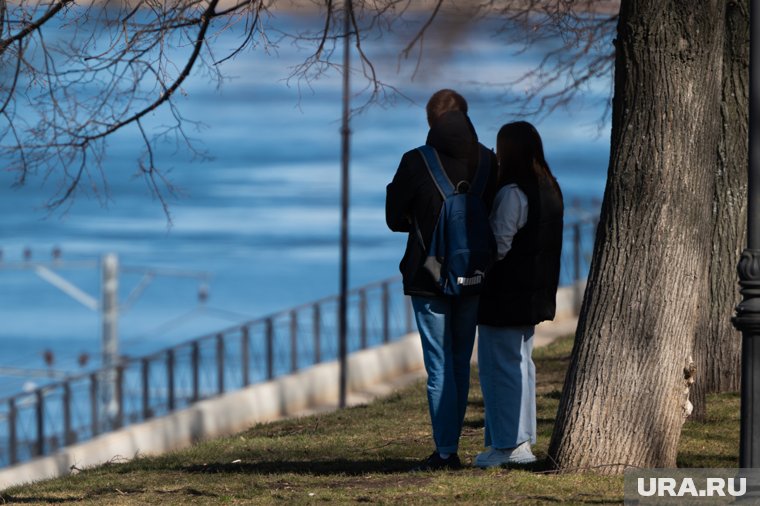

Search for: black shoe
xmin=412 ymin=451 xmax=462 ymax=471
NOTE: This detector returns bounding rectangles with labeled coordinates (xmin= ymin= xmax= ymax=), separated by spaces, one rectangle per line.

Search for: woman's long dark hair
xmin=496 ymin=121 xmax=560 ymax=196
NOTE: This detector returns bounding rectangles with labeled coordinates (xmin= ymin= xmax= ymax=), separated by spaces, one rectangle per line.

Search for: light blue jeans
xmin=478 ymin=324 xmax=536 ymax=449
xmin=412 ymin=295 xmax=479 ymax=455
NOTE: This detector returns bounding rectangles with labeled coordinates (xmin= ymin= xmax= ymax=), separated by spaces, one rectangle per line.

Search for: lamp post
xmin=733 ymin=0 xmax=760 ymax=468
xmin=101 ymin=253 xmax=120 ymax=428
xmin=338 ymin=0 xmax=352 ymax=409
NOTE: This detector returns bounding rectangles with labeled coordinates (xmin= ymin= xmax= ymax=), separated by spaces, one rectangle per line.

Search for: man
xmin=386 ymin=89 xmax=497 ymax=470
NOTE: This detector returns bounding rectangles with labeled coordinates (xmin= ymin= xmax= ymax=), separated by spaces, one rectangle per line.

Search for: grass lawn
xmin=0 ymin=336 xmax=739 ymax=504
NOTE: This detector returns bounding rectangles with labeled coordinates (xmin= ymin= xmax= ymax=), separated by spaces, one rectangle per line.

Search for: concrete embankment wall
xmin=0 ymin=283 xmax=581 ymax=490
xmin=0 ymin=330 xmax=425 ymax=490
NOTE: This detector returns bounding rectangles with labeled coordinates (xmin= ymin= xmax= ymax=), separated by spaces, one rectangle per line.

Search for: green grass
xmin=0 ymin=336 xmax=739 ymax=504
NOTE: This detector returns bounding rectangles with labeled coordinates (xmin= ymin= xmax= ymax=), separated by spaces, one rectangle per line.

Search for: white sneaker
xmin=474 ymin=442 xmax=537 ymax=468
xmin=507 ymin=442 xmax=537 ymax=464
xmin=474 ymin=447 xmax=503 ymax=468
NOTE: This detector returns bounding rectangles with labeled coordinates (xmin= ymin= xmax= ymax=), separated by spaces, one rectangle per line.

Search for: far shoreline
xmin=266 ymin=0 xmax=620 ymax=16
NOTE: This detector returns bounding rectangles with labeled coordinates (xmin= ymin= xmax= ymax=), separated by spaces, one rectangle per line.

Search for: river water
xmin=0 ymin=13 xmax=611 ymax=396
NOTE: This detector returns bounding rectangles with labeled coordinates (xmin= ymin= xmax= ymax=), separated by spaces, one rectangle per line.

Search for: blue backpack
xmin=416 ymin=144 xmax=496 ymax=296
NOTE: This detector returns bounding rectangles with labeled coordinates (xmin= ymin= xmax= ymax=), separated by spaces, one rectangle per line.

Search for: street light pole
xmin=733 ymin=0 xmax=760 ymax=469
xmin=101 ymin=253 xmax=120 ymax=427
xmin=338 ymin=0 xmax=352 ymax=409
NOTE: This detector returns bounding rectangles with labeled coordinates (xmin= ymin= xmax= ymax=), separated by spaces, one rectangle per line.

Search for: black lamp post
xmin=338 ymin=0 xmax=352 ymax=409
xmin=733 ymin=0 xmax=760 ymax=469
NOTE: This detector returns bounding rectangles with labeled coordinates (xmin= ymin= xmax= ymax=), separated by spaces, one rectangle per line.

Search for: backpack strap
xmin=470 ymin=144 xmax=492 ymax=197
xmin=417 ymin=145 xmax=456 ymax=199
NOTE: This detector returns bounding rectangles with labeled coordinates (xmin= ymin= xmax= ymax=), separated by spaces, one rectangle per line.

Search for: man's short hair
xmin=426 ymin=89 xmax=468 ymax=126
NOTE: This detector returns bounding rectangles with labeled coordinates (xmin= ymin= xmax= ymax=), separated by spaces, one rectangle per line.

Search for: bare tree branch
xmin=0 ymin=0 xmax=75 ymax=52
xmin=0 ymin=0 xmax=619 ymax=218
xmin=399 ymin=0 xmax=442 ymax=59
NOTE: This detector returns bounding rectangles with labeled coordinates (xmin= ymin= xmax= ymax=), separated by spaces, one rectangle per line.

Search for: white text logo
xmin=637 ymin=477 xmax=746 ymax=498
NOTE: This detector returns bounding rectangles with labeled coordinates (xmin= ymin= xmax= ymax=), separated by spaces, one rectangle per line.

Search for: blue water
xmin=0 ymin=13 xmax=610 ymax=396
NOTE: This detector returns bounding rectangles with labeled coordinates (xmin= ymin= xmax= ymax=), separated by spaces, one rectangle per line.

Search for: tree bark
xmin=690 ymin=0 xmax=749 ymax=422
xmin=548 ymin=0 xmax=725 ymax=472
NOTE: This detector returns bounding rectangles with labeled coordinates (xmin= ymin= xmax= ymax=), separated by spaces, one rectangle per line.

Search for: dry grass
xmin=0 ymin=336 xmax=738 ymax=504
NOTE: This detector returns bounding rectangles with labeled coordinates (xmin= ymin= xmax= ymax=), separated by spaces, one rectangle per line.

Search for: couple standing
xmin=385 ymin=89 xmax=564 ymax=470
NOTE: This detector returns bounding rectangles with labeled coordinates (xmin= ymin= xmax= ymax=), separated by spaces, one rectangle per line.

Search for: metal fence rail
xmin=0 ymin=211 xmax=598 ymax=469
xmin=0 ymin=277 xmax=414 ymax=468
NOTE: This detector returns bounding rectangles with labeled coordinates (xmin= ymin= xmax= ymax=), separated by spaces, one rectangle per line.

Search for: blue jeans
xmin=478 ymin=324 xmax=536 ymax=449
xmin=412 ymin=295 xmax=479 ymax=455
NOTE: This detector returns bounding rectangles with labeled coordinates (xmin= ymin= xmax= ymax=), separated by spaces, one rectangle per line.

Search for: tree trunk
xmin=690 ymin=0 xmax=748 ymax=422
xmin=547 ymin=0 xmax=725 ymax=472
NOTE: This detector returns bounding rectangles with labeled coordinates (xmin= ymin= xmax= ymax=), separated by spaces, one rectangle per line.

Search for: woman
xmin=474 ymin=121 xmax=564 ymax=468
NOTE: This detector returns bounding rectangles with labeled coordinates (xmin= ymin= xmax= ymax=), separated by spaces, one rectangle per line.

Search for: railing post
xmin=313 ymin=304 xmax=321 ymax=364
xmin=90 ymin=373 xmax=99 ymax=437
xmin=266 ymin=318 xmax=274 ymax=380
xmin=382 ymin=282 xmax=390 ymax=343
xmin=142 ymin=358 xmax=151 ymax=420
xmin=216 ymin=333 xmax=225 ymax=395
xmin=115 ymin=365 xmax=124 ymax=429
xmin=290 ymin=311 xmax=298 ymax=373
xmin=8 ymin=398 xmax=17 ymax=465
xmin=405 ymin=295 xmax=414 ymax=334
xmin=573 ymin=222 xmax=583 ymax=315
xmin=35 ymin=390 xmax=44 ymax=457
xmin=167 ymin=349 xmax=175 ymax=411
xmin=191 ymin=342 xmax=200 ymax=403
xmin=241 ymin=326 xmax=250 ymax=387
xmin=359 ymin=289 xmax=367 ymax=349
xmin=63 ymin=382 xmax=73 ymax=446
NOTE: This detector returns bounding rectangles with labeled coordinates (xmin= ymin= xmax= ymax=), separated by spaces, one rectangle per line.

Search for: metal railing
xmin=562 ymin=207 xmax=600 ymax=313
xmin=0 ymin=277 xmax=413 ymax=467
xmin=0 ymin=210 xmax=598 ymax=469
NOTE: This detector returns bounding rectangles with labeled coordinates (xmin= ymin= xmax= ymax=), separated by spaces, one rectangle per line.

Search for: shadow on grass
xmin=178 ymin=458 xmax=555 ymax=477
xmin=0 ymin=496 xmax=78 ymax=504
xmin=0 ymin=486 xmax=219 ymax=504
xmin=505 ymin=495 xmax=616 ymax=505
xmin=676 ymin=453 xmax=739 ymax=467
xmin=463 ymin=418 xmax=484 ymax=429
xmin=181 ymin=458 xmax=421 ymax=476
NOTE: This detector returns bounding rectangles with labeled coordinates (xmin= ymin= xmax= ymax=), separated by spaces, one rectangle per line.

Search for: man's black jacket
xmin=385 ymin=111 xmax=498 ymax=297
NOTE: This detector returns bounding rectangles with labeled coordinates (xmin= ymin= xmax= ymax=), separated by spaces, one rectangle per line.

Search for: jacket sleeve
xmin=491 ymin=185 xmax=529 ymax=260
xmin=385 ymin=152 xmax=415 ymax=233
